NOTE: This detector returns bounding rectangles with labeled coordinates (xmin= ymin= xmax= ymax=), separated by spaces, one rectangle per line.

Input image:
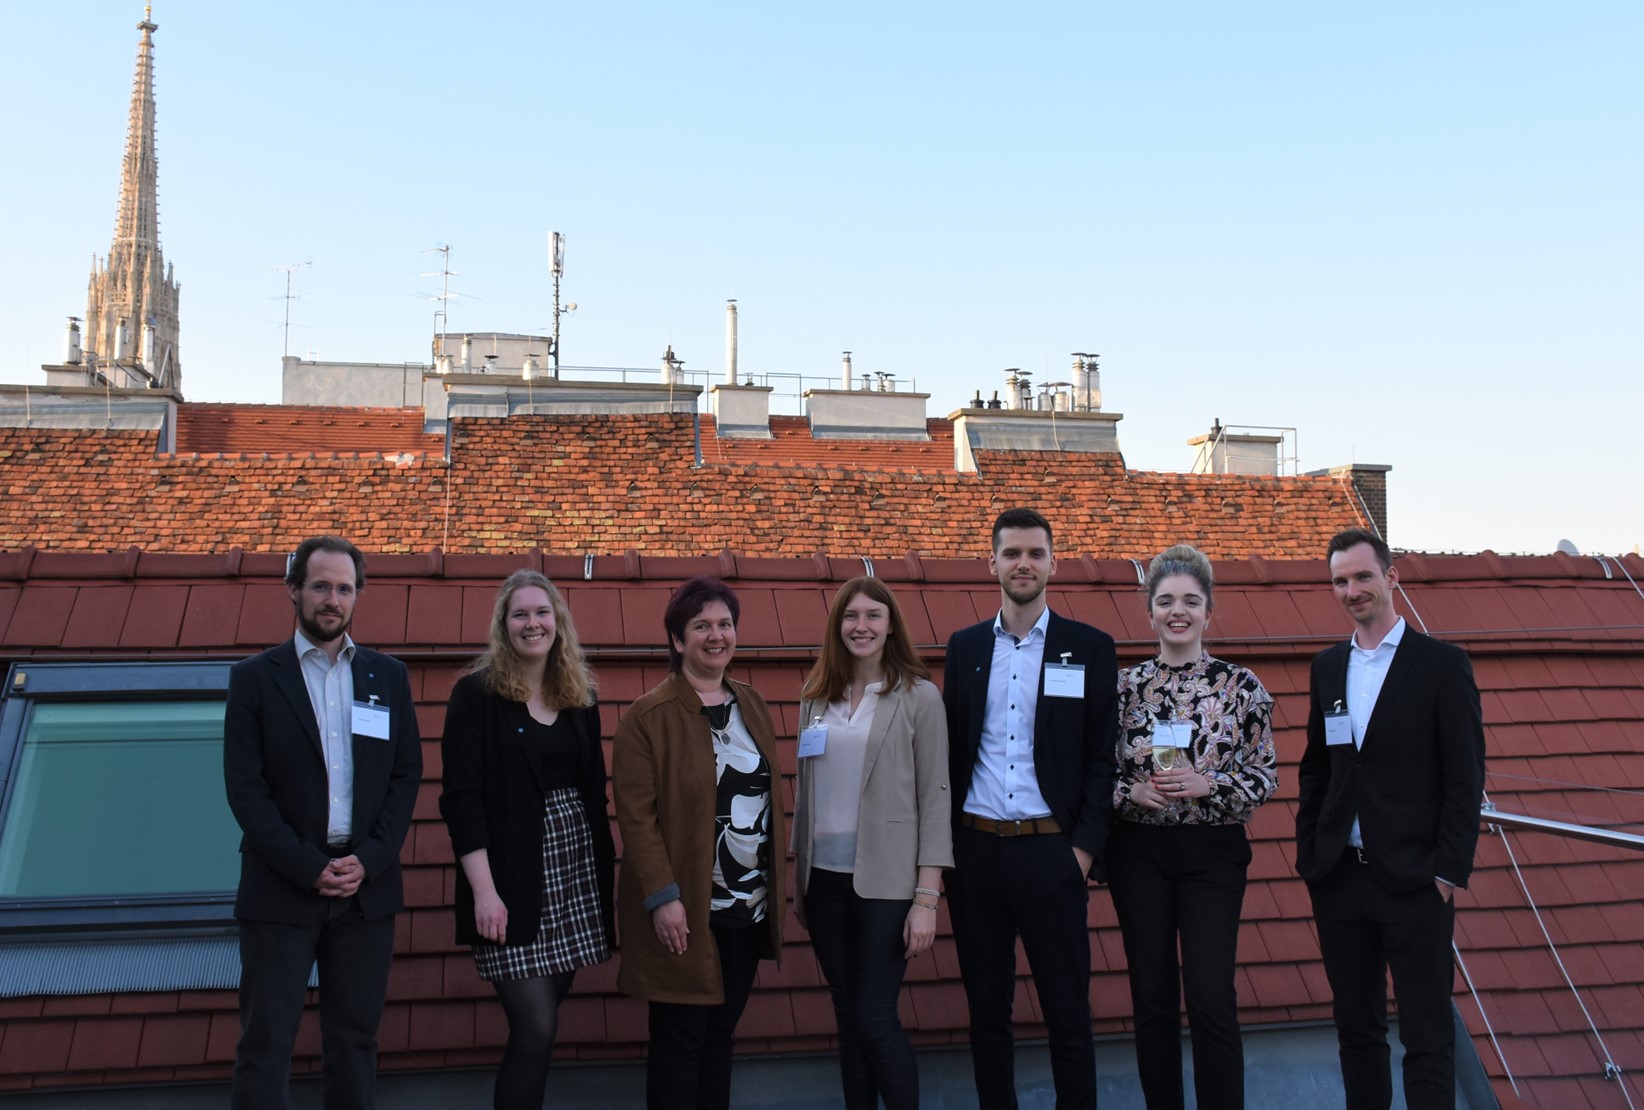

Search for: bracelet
xmin=914 ymin=887 xmax=941 ymax=899
xmin=913 ymin=899 xmax=939 ymax=910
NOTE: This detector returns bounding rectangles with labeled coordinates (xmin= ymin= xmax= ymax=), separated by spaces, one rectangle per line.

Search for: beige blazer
xmin=794 ymin=677 xmax=954 ymax=901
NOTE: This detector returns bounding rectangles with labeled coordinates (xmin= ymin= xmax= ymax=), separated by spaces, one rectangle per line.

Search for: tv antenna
xmin=271 ymin=261 xmax=312 ymax=358
xmin=419 ymin=244 xmax=473 ymax=351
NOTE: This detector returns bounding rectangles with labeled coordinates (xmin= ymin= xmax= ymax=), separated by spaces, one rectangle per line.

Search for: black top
xmin=525 ymin=712 xmax=582 ymax=793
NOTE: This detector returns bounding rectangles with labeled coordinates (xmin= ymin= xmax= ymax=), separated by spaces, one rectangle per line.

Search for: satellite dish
xmin=1556 ymin=539 xmax=1581 ymax=556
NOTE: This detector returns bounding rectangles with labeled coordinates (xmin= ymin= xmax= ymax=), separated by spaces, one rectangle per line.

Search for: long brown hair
xmin=800 ymin=577 xmax=929 ymax=703
xmin=463 ymin=569 xmax=596 ymax=708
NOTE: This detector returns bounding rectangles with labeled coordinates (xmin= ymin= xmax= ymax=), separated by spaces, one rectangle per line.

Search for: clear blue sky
xmin=4 ymin=2 xmax=1639 ymax=556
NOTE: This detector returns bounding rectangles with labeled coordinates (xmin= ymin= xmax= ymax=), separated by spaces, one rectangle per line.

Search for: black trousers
xmin=645 ymin=920 xmax=765 ymax=1110
xmin=1308 ymin=851 xmax=1458 ymax=1110
xmin=948 ymin=823 xmax=1096 ymax=1110
xmin=803 ymin=867 xmax=919 ymax=1110
xmin=232 ymin=897 xmax=397 ymax=1110
xmin=1106 ymin=821 xmax=1251 ymax=1110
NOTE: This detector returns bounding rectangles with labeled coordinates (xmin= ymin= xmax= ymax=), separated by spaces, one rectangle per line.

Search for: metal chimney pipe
xmin=141 ymin=322 xmax=156 ymax=369
xmin=65 ymin=318 xmax=83 ymax=365
xmin=725 ymin=300 xmax=738 ymax=385
xmin=842 ymin=350 xmax=853 ymax=390
xmin=460 ymin=334 xmax=473 ymax=373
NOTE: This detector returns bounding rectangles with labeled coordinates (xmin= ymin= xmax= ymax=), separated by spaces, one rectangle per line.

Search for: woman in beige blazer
xmin=792 ymin=576 xmax=952 ymax=1110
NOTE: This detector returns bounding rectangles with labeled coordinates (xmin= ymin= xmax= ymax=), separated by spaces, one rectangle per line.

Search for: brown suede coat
xmin=612 ymin=672 xmax=785 ymax=1004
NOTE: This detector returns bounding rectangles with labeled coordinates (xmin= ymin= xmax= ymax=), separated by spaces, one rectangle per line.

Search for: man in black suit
xmin=1296 ymin=528 xmax=1486 ymax=1110
xmin=224 ymin=536 xmax=422 ymax=1110
xmin=943 ymin=507 xmax=1118 ymax=1110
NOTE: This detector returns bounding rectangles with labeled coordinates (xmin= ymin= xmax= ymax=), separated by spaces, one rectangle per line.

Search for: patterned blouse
xmin=1114 ymin=652 xmax=1277 ymax=826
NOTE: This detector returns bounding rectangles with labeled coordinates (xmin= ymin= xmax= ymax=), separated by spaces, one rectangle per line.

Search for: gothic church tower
xmin=83 ymin=6 xmax=181 ymax=392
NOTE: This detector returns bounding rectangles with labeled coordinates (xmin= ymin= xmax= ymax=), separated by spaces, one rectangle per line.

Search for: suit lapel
xmin=859 ymin=683 xmax=900 ymax=787
xmin=1033 ymin=612 xmax=1067 ymax=755
xmin=271 ymin=638 xmax=323 ymax=755
xmin=1361 ymin=632 xmax=1421 ymax=750
xmin=966 ymin=624 xmax=992 ymax=758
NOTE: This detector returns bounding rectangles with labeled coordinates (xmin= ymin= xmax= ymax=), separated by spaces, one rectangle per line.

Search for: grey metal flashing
xmin=0 ymin=934 xmax=312 ymax=997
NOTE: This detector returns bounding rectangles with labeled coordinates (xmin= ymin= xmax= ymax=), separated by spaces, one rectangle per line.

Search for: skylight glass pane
xmin=0 ymin=701 xmax=238 ymax=898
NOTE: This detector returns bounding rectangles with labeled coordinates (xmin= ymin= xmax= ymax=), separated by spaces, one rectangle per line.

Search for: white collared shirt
xmin=964 ymin=607 xmax=1054 ymax=821
xmin=1345 ymin=616 xmax=1406 ymax=849
xmin=294 ymin=627 xmax=356 ymax=845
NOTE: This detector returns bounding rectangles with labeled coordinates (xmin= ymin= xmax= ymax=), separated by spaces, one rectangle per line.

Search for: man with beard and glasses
xmin=224 ymin=536 xmax=422 ymax=1110
xmin=943 ymin=508 xmax=1118 ymax=1109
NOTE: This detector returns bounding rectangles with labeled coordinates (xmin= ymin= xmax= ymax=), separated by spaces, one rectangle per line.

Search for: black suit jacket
xmin=223 ymin=638 xmax=423 ymax=924
xmin=943 ymin=609 xmax=1119 ymax=881
xmin=438 ymin=672 xmax=616 ymax=949
xmin=1295 ymin=628 xmax=1486 ymax=892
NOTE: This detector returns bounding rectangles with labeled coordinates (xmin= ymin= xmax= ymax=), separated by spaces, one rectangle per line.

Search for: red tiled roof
xmin=1 ymin=549 xmax=1642 ymax=1106
xmin=700 ymin=414 xmax=956 ymax=471
xmin=174 ymin=403 xmax=443 ymax=455
xmin=0 ymin=412 xmax=1364 ymax=558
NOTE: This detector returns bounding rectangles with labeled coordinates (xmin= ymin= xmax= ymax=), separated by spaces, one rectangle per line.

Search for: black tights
xmin=491 ymin=970 xmax=575 ymax=1110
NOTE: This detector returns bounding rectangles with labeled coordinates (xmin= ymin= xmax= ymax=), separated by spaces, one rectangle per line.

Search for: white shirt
xmin=964 ymin=607 xmax=1054 ymax=821
xmin=1345 ymin=617 xmax=1405 ymax=849
xmin=809 ymin=682 xmax=882 ymax=873
xmin=294 ymin=627 xmax=356 ymax=845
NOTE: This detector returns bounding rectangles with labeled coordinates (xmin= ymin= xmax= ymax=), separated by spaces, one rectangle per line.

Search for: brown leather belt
xmin=960 ymin=813 xmax=1062 ymax=837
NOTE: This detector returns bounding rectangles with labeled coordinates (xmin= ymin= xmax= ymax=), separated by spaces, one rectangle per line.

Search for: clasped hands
xmin=313 ymin=854 xmax=364 ymax=898
xmin=1131 ymin=766 xmax=1212 ymax=811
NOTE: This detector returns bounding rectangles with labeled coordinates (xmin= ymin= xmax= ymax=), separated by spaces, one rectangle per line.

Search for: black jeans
xmin=948 ymin=823 xmax=1096 ymax=1110
xmin=803 ymin=868 xmax=919 ymax=1109
xmin=645 ymin=920 xmax=765 ymax=1110
xmin=1106 ymin=820 xmax=1251 ymax=1110
xmin=1309 ymin=851 xmax=1458 ymax=1110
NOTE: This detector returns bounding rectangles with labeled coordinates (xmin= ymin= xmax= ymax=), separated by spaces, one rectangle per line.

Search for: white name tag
xmin=1043 ymin=663 xmax=1085 ymax=699
xmin=353 ymin=701 xmax=391 ymax=741
xmin=1151 ymin=720 xmax=1192 ymax=748
xmin=797 ymin=723 xmax=828 ymax=759
xmin=1324 ymin=711 xmax=1353 ymax=747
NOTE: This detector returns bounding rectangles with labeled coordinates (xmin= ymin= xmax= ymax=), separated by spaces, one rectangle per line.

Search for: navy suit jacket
xmin=1295 ymin=629 xmax=1486 ymax=892
xmin=943 ymin=609 xmax=1118 ymax=881
xmin=223 ymin=638 xmax=423 ymax=924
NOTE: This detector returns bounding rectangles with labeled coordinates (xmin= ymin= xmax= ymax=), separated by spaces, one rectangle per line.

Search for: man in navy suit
xmin=224 ymin=536 xmax=422 ymax=1110
xmin=943 ymin=508 xmax=1118 ymax=1109
xmin=1296 ymin=529 xmax=1486 ymax=1110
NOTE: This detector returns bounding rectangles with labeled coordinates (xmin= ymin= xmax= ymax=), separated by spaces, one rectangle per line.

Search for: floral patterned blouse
xmin=1114 ymin=652 xmax=1277 ymax=826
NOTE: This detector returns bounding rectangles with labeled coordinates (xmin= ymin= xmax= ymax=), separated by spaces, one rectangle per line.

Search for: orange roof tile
xmin=175 ymin=403 xmax=443 ymax=455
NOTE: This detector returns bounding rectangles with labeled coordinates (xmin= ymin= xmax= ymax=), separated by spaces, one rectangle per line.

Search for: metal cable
xmin=1610 ymin=554 xmax=1644 ymax=604
xmin=1491 ymin=822 xmax=1635 ymax=1106
xmin=1452 ymin=939 xmax=1520 ymax=1100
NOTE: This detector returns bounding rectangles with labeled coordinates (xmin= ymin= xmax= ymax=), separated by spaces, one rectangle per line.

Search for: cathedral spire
xmin=84 ymin=5 xmax=182 ymax=392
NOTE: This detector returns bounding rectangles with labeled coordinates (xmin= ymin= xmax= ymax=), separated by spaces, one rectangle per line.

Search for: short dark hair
xmin=662 ymin=576 xmax=741 ymax=672
xmin=1326 ymin=528 xmax=1392 ymax=572
xmin=286 ymin=536 xmax=366 ymax=590
xmin=991 ymin=508 xmax=1053 ymax=551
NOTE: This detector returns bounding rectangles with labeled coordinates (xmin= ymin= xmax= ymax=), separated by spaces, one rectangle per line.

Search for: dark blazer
xmin=438 ymin=671 xmax=616 ymax=949
xmin=1295 ymin=628 xmax=1486 ymax=892
xmin=943 ymin=609 xmax=1119 ymax=881
xmin=223 ymin=638 xmax=423 ymax=924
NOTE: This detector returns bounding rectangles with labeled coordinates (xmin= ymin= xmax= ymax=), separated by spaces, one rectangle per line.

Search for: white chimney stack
xmin=842 ymin=350 xmax=853 ymax=390
xmin=460 ymin=334 xmax=473 ymax=373
xmin=141 ymin=322 xmax=156 ymax=369
xmin=65 ymin=318 xmax=83 ymax=365
xmin=725 ymin=299 xmax=738 ymax=385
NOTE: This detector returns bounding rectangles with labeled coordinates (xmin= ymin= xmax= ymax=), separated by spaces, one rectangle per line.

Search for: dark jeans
xmin=1106 ymin=821 xmax=1251 ymax=1110
xmin=645 ymin=920 xmax=765 ymax=1110
xmin=232 ymin=897 xmax=396 ymax=1110
xmin=948 ymin=823 xmax=1096 ymax=1110
xmin=803 ymin=868 xmax=919 ymax=1109
xmin=1309 ymin=852 xmax=1458 ymax=1110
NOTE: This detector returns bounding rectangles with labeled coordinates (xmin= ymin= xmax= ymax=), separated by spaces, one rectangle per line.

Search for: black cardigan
xmin=438 ymin=671 xmax=617 ymax=949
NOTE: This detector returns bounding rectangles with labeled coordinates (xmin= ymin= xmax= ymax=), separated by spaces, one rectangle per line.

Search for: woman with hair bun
xmin=1109 ymin=544 xmax=1277 ymax=1110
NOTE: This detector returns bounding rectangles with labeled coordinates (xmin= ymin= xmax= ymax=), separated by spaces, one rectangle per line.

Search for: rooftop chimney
xmin=842 ymin=350 xmax=853 ymax=390
xmin=65 ymin=318 xmax=83 ymax=366
xmin=725 ymin=299 xmax=738 ymax=385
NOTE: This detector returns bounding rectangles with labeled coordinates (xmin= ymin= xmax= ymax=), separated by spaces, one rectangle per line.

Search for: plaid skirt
xmin=473 ymin=787 xmax=612 ymax=981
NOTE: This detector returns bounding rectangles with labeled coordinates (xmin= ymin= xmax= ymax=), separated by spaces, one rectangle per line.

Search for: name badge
xmin=797 ymin=723 xmax=828 ymax=759
xmin=1043 ymin=662 xmax=1085 ymax=699
xmin=1151 ymin=720 xmax=1192 ymax=749
xmin=1324 ymin=705 xmax=1353 ymax=747
xmin=353 ymin=700 xmax=391 ymax=741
